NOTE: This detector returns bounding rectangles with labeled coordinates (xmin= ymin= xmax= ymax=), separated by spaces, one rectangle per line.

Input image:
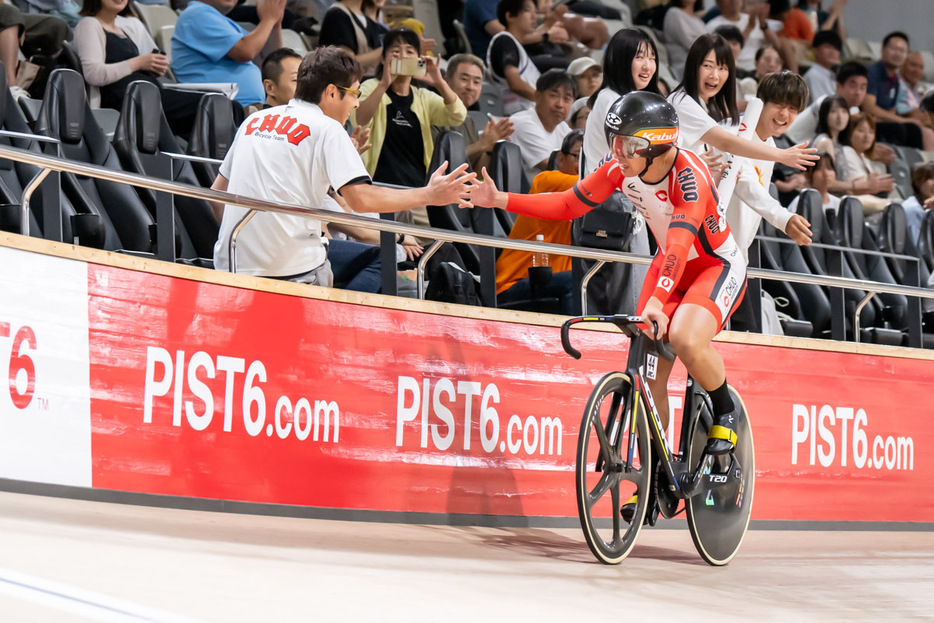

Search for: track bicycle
xmin=561 ymin=315 xmax=755 ymax=566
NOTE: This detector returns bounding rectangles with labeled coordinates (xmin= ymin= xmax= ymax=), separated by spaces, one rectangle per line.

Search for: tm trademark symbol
xmin=35 ymin=397 xmax=49 ymax=411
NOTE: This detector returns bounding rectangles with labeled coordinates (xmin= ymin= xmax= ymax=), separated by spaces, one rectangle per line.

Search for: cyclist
xmin=471 ymin=90 xmax=744 ymax=457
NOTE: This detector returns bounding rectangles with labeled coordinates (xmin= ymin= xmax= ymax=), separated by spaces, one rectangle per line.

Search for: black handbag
xmin=576 ymin=190 xmax=636 ymax=251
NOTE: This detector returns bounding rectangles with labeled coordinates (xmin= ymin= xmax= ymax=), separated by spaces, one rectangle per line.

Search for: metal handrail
xmin=162 ymin=152 xmax=224 ymax=166
xmin=0 ymin=131 xmax=63 ymax=239
xmin=0 ymin=142 xmax=933 ymax=307
xmin=756 ymin=233 xmax=920 ymax=262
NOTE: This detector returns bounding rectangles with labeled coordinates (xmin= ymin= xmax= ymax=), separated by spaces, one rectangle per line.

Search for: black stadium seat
xmin=758 ymin=221 xmax=824 ymax=336
xmin=0 ymin=79 xmax=45 ymax=235
xmin=0 ymin=61 xmax=88 ymax=242
xmin=34 ymin=69 xmax=155 ymax=253
xmin=186 ymin=93 xmax=243 ymax=187
xmin=113 ymin=80 xmax=218 ymax=261
xmin=793 ymin=189 xmax=875 ymax=338
xmin=889 ymin=159 xmax=912 ymax=200
xmin=917 ymin=209 xmax=934 ymax=275
xmin=876 ymin=202 xmax=934 ymax=347
xmin=425 ymin=130 xmax=487 ymax=274
xmin=487 ymin=139 xmax=527 ymax=234
xmin=876 ymin=202 xmax=930 ymax=288
xmin=835 ymin=197 xmax=907 ymax=345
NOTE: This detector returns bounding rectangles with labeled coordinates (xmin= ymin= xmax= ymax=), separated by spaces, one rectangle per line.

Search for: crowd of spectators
xmin=5 ymin=0 xmax=934 ymax=321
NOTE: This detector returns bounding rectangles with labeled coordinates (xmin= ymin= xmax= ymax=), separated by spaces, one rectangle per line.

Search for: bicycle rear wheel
xmin=684 ymin=386 xmax=755 ymax=566
xmin=576 ymin=372 xmax=651 ymax=565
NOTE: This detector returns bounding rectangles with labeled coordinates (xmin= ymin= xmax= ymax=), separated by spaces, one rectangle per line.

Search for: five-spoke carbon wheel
xmin=575 ymin=372 xmax=652 ymax=564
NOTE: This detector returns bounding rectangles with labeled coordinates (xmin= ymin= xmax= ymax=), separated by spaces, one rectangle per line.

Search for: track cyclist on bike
xmin=471 ymin=90 xmax=746 ymax=457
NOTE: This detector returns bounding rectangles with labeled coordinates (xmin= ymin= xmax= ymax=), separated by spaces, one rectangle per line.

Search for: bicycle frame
xmin=562 ymin=315 xmax=726 ymax=502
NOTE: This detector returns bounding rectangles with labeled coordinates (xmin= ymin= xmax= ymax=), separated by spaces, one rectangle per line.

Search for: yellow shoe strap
xmin=708 ymin=425 xmax=737 ymax=446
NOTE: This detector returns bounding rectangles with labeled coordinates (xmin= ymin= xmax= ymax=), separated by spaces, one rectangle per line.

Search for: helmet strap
xmin=637 ymin=154 xmax=654 ymax=178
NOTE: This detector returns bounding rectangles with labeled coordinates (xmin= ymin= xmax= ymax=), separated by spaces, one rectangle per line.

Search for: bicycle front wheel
xmin=576 ymin=372 xmax=651 ymax=565
xmin=685 ymin=386 xmax=755 ymax=566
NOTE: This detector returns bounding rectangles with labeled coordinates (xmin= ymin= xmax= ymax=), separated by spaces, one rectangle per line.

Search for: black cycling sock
xmin=708 ymin=381 xmax=734 ymax=417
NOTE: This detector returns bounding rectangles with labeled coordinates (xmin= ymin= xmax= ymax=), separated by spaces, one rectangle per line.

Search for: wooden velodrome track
xmin=1 ymin=234 xmax=933 ymax=621
xmin=0 ymin=491 xmax=932 ymax=622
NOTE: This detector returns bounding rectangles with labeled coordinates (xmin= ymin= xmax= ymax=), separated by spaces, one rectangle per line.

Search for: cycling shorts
xmin=637 ymin=253 xmax=746 ymax=332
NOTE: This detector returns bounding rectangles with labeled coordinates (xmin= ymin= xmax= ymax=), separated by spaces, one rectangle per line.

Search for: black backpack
xmin=425 ymin=261 xmax=482 ymax=306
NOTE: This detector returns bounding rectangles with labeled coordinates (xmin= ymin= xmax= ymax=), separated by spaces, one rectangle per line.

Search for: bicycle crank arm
xmin=680 ymin=454 xmax=715 ymax=498
xmin=680 ymin=452 xmax=745 ymax=497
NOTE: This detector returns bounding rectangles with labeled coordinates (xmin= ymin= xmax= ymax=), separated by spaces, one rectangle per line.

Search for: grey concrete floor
xmin=0 ymin=492 xmax=931 ymax=622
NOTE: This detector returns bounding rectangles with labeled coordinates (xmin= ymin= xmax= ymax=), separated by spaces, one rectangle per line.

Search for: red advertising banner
xmin=86 ymin=263 xmax=934 ymax=523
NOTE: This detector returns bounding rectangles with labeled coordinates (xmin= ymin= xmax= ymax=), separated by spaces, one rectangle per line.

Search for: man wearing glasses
xmin=212 ymin=46 xmax=475 ymax=287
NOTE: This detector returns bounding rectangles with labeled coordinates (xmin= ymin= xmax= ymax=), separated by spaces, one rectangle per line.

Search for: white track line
xmin=0 ymin=567 xmax=204 ymax=623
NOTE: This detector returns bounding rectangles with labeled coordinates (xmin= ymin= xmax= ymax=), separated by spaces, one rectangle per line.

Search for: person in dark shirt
xmin=318 ymin=0 xmax=388 ymax=77
xmin=864 ymin=31 xmax=925 ymax=149
xmin=463 ymin=0 xmax=500 ymax=60
xmin=353 ymin=28 xmax=466 ymax=188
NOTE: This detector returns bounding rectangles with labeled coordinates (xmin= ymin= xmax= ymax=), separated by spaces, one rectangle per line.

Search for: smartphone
xmin=391 ymin=57 xmax=427 ymax=77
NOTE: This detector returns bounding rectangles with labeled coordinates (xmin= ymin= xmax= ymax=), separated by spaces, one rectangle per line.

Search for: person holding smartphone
xmin=75 ymin=0 xmax=203 ymax=136
xmin=353 ymin=27 xmax=466 ymax=191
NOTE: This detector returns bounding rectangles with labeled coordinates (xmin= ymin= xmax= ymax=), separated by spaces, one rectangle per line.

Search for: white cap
xmin=567 ymin=57 xmax=601 ymax=77
xmin=569 ymin=96 xmax=590 ymax=120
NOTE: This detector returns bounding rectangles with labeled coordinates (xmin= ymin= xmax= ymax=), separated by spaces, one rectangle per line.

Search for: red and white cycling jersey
xmin=507 ymin=147 xmax=746 ymax=323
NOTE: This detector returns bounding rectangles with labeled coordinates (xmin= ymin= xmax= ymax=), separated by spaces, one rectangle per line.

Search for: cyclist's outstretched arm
xmin=472 ymin=160 xmax=622 ymax=219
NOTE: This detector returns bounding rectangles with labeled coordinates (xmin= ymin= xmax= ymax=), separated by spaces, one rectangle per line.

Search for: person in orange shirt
xmin=495 ymin=130 xmax=582 ymax=314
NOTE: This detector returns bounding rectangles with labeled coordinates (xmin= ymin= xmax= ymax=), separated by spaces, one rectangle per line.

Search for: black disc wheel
xmin=576 ymin=372 xmax=652 ymax=565
xmin=685 ymin=386 xmax=755 ymax=566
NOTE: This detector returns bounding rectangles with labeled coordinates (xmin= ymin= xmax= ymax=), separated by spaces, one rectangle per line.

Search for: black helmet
xmin=604 ymin=91 xmax=679 ymax=165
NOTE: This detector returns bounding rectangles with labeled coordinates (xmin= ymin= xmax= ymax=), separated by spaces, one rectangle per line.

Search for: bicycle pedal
xmin=646 ymin=503 xmax=659 ymax=527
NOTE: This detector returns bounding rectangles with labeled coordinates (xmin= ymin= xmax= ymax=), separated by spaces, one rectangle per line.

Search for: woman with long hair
xmin=582 ymin=28 xmax=659 ymax=176
xmin=903 ymin=162 xmax=934 ymax=245
xmin=74 ymin=0 xmax=201 ymax=136
xmin=667 ymin=33 xmax=816 ymax=171
xmin=812 ymin=95 xmax=852 ymax=193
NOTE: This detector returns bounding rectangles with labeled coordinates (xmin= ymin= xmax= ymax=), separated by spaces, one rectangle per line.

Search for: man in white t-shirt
xmin=508 ymin=69 xmax=574 ymax=181
xmin=706 ymin=0 xmax=778 ymax=75
xmin=213 ymin=46 xmax=474 ymax=284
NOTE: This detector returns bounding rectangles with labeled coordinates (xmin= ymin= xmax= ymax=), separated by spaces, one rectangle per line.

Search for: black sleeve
xmin=319 ymin=9 xmax=359 ymax=53
xmin=489 ymin=36 xmax=520 ymax=79
xmin=364 ymin=16 xmax=388 ymax=49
